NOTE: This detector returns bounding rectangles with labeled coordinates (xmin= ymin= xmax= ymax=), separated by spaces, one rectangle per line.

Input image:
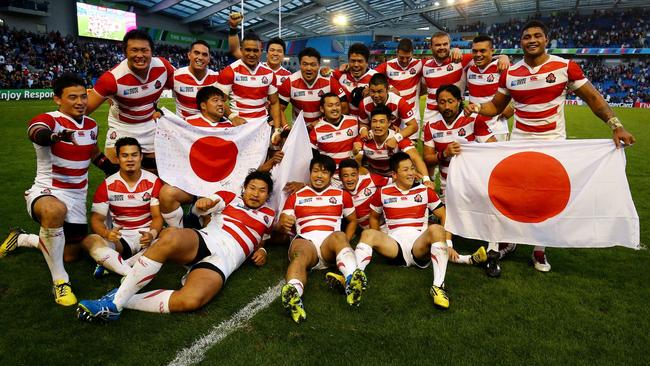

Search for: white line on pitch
xmin=167 ymin=280 xmax=283 ymax=366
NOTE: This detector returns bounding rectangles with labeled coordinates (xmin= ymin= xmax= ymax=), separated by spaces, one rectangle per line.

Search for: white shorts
xmin=289 ymin=231 xmax=336 ymax=270
xmin=389 ymin=228 xmax=430 ymax=268
xmin=105 ymin=118 xmax=156 ymax=153
xmin=110 ymin=229 xmax=146 ymax=258
xmin=193 ymin=226 xmax=247 ymax=282
xmin=25 ymin=185 xmax=87 ymax=224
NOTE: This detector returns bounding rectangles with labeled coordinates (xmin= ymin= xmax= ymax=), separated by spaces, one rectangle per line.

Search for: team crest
xmin=414 ymin=194 xmax=422 ymax=202
xmin=90 ymin=130 xmax=96 ymax=140
xmin=40 ymin=188 xmax=51 ymax=195
xmin=329 ymin=197 xmax=337 ymax=204
xmin=318 ymin=90 xmax=324 ymax=97
xmin=262 ymin=76 xmax=269 ymax=84
xmin=263 ymin=215 xmax=269 ymax=224
xmin=487 ymin=74 xmax=495 ymax=82
xmin=546 ymin=73 xmax=556 ymax=83
xmin=446 ymin=64 xmax=453 ymax=71
xmin=110 ymin=131 xmax=117 ymax=140
xmin=154 ymin=80 xmax=162 ymax=89
xmin=458 ymin=128 xmax=466 ymax=137
xmin=280 ymin=76 xmax=287 ymax=83
xmin=409 ymin=68 xmax=416 ymax=75
xmin=142 ymin=192 xmax=151 ymax=202
xmin=346 ymin=129 xmax=353 ymax=136
xmin=363 ymin=188 xmax=372 ymax=196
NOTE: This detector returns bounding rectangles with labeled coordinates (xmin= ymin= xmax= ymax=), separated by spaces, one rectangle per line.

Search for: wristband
xmin=474 ymin=103 xmax=481 ymax=114
xmin=359 ymin=126 xmax=368 ymax=134
xmin=422 ymin=175 xmax=431 ymax=182
xmin=208 ymin=193 xmax=220 ymax=202
xmin=394 ymin=133 xmax=404 ymax=142
xmin=446 ymin=239 xmax=453 ymax=248
xmin=258 ymin=247 xmax=267 ymax=254
xmin=606 ymin=117 xmax=623 ymax=130
xmin=149 ymin=229 xmax=158 ymax=240
xmin=228 ymin=112 xmax=238 ymax=120
xmin=228 ymin=27 xmax=239 ymax=36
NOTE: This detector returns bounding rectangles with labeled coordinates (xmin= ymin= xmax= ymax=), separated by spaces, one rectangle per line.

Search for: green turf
xmin=0 ymin=100 xmax=647 ymax=365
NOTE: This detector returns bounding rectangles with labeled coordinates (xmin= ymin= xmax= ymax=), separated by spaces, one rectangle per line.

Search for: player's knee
xmin=81 ymin=234 xmax=103 ymax=251
xmin=38 ymin=202 xmax=67 ymax=226
xmin=159 ymin=184 xmax=180 ymax=210
xmin=359 ymin=229 xmax=379 ymax=245
xmin=177 ymin=293 xmax=208 ymax=312
xmin=427 ymin=224 xmax=446 ymax=242
xmin=152 ymin=228 xmax=183 ymax=251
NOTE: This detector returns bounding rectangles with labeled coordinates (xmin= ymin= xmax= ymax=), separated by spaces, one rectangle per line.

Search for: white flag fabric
xmin=155 ymin=108 xmax=271 ymax=197
xmin=445 ymin=139 xmax=639 ymax=249
xmin=270 ymin=112 xmax=311 ymax=216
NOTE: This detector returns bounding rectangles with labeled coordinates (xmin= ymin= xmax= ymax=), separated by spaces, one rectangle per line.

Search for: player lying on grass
xmin=278 ymin=155 xmax=367 ymax=323
xmin=76 ymin=170 xmax=275 ymax=322
xmin=0 ymin=74 xmax=118 ymax=306
xmin=82 ymin=137 xmax=163 ymax=278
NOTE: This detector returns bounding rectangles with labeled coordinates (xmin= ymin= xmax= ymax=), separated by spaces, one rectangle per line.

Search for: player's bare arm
xmin=85 ymin=89 xmax=107 ymax=115
xmin=465 ymin=91 xmax=511 ymax=117
xmin=344 ymin=212 xmax=358 ymax=241
xmin=572 ymin=81 xmax=636 ymax=147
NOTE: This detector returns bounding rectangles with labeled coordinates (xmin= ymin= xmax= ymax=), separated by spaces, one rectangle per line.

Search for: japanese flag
xmin=445 ymin=139 xmax=639 ymax=249
xmin=155 ymin=108 xmax=271 ymax=197
xmin=270 ymin=112 xmax=311 ymax=216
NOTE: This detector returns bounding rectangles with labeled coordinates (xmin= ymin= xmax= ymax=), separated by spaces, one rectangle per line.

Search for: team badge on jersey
xmin=90 ymin=130 xmax=97 ymax=140
xmin=446 ymin=64 xmax=454 ymax=71
xmin=110 ymin=131 xmax=117 ymax=140
xmin=329 ymin=197 xmax=337 ymax=204
xmin=280 ymin=76 xmax=287 ymax=83
xmin=414 ymin=194 xmax=422 ymax=202
xmin=142 ymin=192 xmax=151 ymax=202
xmin=487 ymin=74 xmax=495 ymax=82
xmin=263 ymin=215 xmax=270 ymax=224
xmin=409 ymin=68 xmax=416 ymax=75
xmin=346 ymin=129 xmax=353 ymax=136
xmin=318 ymin=90 xmax=324 ymax=97
xmin=546 ymin=73 xmax=556 ymax=83
xmin=155 ymin=80 xmax=162 ymax=89
xmin=262 ymin=76 xmax=269 ymax=84
xmin=458 ymin=128 xmax=466 ymax=137
xmin=363 ymin=188 xmax=372 ymax=196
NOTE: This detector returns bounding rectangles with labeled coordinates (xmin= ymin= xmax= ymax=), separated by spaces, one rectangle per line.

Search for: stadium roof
xmin=117 ymin=0 xmax=648 ymax=40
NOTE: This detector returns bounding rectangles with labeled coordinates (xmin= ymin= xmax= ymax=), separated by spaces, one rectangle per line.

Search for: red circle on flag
xmin=488 ymin=151 xmax=570 ymax=223
xmin=189 ymin=137 xmax=238 ymax=182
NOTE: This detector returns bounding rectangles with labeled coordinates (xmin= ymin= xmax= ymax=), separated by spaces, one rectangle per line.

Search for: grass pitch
xmin=0 ymin=100 xmax=647 ymax=365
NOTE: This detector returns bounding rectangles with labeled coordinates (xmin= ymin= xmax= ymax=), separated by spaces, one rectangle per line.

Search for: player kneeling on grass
xmin=1 ymin=74 xmax=117 ymax=306
xmin=82 ymin=137 xmax=163 ymax=278
xmin=278 ymin=155 xmax=367 ymax=323
xmin=76 ymin=170 xmax=275 ymax=322
xmin=352 ymin=152 xmax=452 ymax=309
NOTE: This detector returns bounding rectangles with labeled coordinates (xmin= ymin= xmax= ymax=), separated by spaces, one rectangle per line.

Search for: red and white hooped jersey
xmin=498 ymin=55 xmax=587 ymax=140
xmin=216 ymin=60 xmax=277 ymax=120
xmin=422 ymin=54 xmax=472 ymax=114
xmin=185 ymin=114 xmax=234 ymax=128
xmin=28 ymin=111 xmax=98 ymax=193
xmin=423 ymin=113 xmax=493 ymax=182
xmin=93 ymin=57 xmax=175 ymax=124
xmin=370 ymin=183 xmax=442 ymax=232
xmin=91 ymin=170 xmax=162 ymax=230
xmin=465 ymin=59 xmax=510 ymax=135
xmin=282 ymin=186 xmax=354 ymax=235
xmin=173 ymin=66 xmax=220 ymax=118
xmin=278 ymin=72 xmax=347 ymax=125
xmin=357 ymin=92 xmax=415 ymax=129
xmin=349 ymin=174 xmax=390 ymax=229
xmin=360 ymin=130 xmax=415 ymax=176
xmin=332 ymin=68 xmax=377 ymax=116
xmin=263 ymin=62 xmax=291 ymax=89
xmin=375 ymin=58 xmax=423 ymax=117
xmin=309 ymin=116 xmax=359 ymax=166
xmin=209 ymin=191 xmax=275 ymax=256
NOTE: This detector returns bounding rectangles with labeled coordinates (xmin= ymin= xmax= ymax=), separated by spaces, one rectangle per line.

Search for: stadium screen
xmin=76 ymin=2 xmax=137 ymax=41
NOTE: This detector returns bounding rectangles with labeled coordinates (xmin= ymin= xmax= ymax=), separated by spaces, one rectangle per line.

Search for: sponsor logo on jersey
xmin=128 ymin=194 xmax=136 ymax=200
xmin=155 ymin=80 xmax=162 ymax=89
xmin=329 ymin=197 xmax=337 ymax=204
xmin=142 ymin=192 xmax=151 ymax=202
xmin=530 ymin=76 xmax=538 ymax=81
xmin=435 ymin=132 xmax=444 ymax=138
xmin=321 ymin=133 xmax=334 ymax=141
xmin=546 ymin=73 xmax=556 ymax=83
xmin=458 ymin=128 xmax=466 ymax=137
xmin=414 ymin=194 xmax=422 ymax=202
xmin=511 ymin=78 xmax=527 ymax=87
xmin=384 ymin=197 xmax=398 ymax=204
xmin=389 ymin=71 xmax=400 ymax=77
xmin=110 ymin=194 xmax=124 ymax=201
xmin=77 ymin=131 xmax=85 ymax=137
xmin=487 ymin=74 xmax=495 ymax=82
xmin=179 ymin=86 xmax=194 ymax=92
xmin=468 ymin=74 xmax=477 ymax=80
xmin=295 ymin=91 xmax=306 ymax=97
xmin=124 ymin=87 xmax=138 ymax=96
xmin=141 ymin=85 xmax=149 ymax=90
xmin=298 ymin=197 xmax=313 ymax=204
xmin=40 ymin=188 xmax=52 ymax=195
xmin=235 ymin=75 xmax=248 ymax=82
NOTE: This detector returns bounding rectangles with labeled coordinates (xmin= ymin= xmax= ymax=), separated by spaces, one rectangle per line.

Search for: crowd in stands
xmin=574 ymin=59 xmax=649 ymax=103
xmin=0 ymin=26 xmax=230 ymax=89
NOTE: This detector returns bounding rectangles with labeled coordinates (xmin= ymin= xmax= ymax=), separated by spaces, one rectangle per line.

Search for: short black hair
xmin=196 ymin=86 xmax=225 ymax=111
xmin=190 ymin=40 xmax=211 ymax=52
xmin=431 ymin=31 xmax=450 ymax=41
xmin=370 ymin=103 xmax=392 ymax=120
xmin=522 ymin=20 xmax=549 ymax=38
xmin=115 ymin=137 xmax=142 ymax=155
xmin=298 ymin=47 xmax=321 ymax=64
xmin=389 ymin=151 xmax=412 ymax=173
xmin=436 ymin=84 xmax=462 ymax=102
xmin=472 ymin=34 xmax=493 ymax=46
xmin=338 ymin=158 xmax=359 ymax=173
xmin=244 ymin=170 xmax=274 ymax=194
xmin=309 ymin=154 xmax=336 ymax=175
xmin=123 ymin=29 xmax=154 ymax=54
xmin=348 ymin=43 xmax=370 ymax=62
xmin=369 ymin=73 xmax=389 ymax=89
xmin=397 ymin=38 xmax=414 ymax=53
xmin=53 ymin=73 xmax=86 ymax=97
xmin=266 ymin=37 xmax=286 ymax=53
xmin=320 ymin=92 xmax=340 ymax=106
xmin=242 ymin=31 xmax=262 ymax=44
